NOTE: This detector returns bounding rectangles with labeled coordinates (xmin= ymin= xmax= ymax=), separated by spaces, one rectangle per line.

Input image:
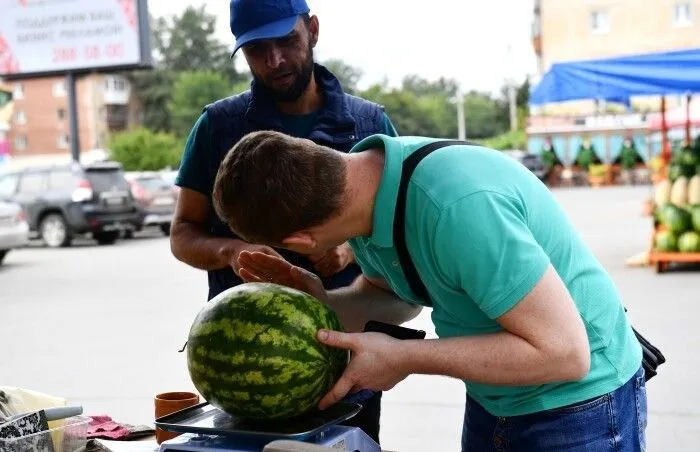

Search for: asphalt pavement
xmin=1 ymin=185 xmax=698 ymax=451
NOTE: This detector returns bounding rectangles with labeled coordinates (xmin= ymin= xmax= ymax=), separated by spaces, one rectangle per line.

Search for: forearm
xmin=326 ymin=276 xmax=422 ymax=333
xmin=170 ymin=220 xmax=243 ymax=271
xmin=403 ymin=331 xmax=589 ymax=386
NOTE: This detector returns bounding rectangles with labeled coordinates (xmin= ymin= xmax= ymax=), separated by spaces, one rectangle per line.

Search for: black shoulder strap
xmin=393 ymin=140 xmax=479 ymax=305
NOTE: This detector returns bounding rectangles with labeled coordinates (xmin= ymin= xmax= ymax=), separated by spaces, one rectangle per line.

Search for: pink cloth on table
xmin=86 ymin=415 xmax=131 ymax=440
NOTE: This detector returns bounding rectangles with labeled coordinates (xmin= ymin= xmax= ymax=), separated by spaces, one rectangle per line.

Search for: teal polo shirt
xmin=348 ymin=135 xmax=642 ymax=417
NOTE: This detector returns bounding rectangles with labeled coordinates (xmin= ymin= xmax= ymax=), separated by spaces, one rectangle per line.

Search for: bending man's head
xmin=213 ymin=131 xmax=347 ymax=250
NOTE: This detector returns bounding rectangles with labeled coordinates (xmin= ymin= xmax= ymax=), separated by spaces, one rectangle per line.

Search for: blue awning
xmin=529 ymin=47 xmax=700 ymax=106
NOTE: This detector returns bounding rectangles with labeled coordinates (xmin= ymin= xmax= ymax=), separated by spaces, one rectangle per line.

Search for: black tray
xmin=155 ymin=402 xmax=362 ymax=441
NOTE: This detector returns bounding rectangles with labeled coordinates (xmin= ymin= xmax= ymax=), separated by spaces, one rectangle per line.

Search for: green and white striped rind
xmin=186 ymin=283 xmax=349 ymax=420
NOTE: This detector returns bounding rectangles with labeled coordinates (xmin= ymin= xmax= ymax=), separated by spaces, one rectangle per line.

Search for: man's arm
xmin=170 ymin=188 xmax=244 ymax=271
xmin=325 ymin=275 xmax=422 ymax=333
xmin=170 ymin=112 xmax=279 ymax=273
xmin=401 ymin=264 xmax=590 ymax=385
xmin=315 ymin=265 xmax=590 ymax=408
xmin=414 ymin=191 xmax=590 ymax=384
xmin=236 ymin=251 xmax=421 ymax=333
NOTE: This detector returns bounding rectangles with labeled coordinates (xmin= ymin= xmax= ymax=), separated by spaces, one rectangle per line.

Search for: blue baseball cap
xmin=230 ymin=0 xmax=311 ymax=56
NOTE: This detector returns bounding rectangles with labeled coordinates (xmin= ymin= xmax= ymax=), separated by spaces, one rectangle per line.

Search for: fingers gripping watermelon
xmin=187 ymin=283 xmax=349 ymax=420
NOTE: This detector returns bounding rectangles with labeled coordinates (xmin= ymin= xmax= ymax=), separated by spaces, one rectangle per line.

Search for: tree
xmin=129 ymin=5 xmax=245 ymax=133
xmin=109 ymin=128 xmax=183 ymax=171
xmin=323 ymin=59 xmax=363 ymax=95
xmin=169 ymin=71 xmax=234 ymax=137
xmin=361 ymin=82 xmax=457 ymax=138
xmin=402 ymin=75 xmax=459 ymax=98
xmin=463 ymin=91 xmax=509 ymax=139
xmin=153 ymin=6 xmax=239 ymax=83
xmin=130 ymin=69 xmax=176 ymax=132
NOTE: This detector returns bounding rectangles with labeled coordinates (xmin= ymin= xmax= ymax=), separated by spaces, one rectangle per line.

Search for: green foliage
xmin=108 ymin=128 xmax=183 ymax=171
xmin=169 ymin=71 xmax=234 ymax=137
xmin=480 ymin=129 xmax=526 ymax=151
xmin=462 ymin=91 xmax=509 ymax=139
xmin=356 ymin=76 xmax=528 ymax=139
xmin=129 ymin=69 xmax=176 ymax=132
xmin=323 ymin=59 xmax=363 ymax=95
xmin=129 ymin=5 xmax=246 ymax=134
xmin=152 ymin=6 xmax=239 ymax=82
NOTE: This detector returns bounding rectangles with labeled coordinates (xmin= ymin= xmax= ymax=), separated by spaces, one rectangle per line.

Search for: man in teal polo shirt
xmin=212 ymin=131 xmax=647 ymax=451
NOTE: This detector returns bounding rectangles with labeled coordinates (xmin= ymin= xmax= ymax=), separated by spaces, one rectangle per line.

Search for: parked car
xmin=125 ymin=172 xmax=178 ymax=236
xmin=0 ymin=201 xmax=29 ymax=265
xmin=0 ymin=161 xmax=141 ymax=247
xmin=502 ymin=150 xmax=548 ymax=182
xmin=160 ymin=169 xmax=181 ymax=197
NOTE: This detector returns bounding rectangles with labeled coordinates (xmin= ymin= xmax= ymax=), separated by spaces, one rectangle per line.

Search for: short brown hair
xmin=213 ymin=130 xmax=346 ymax=245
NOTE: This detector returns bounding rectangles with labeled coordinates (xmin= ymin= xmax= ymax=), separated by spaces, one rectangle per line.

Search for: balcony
xmin=103 ymin=89 xmax=130 ymax=105
xmin=102 ymin=75 xmax=131 ymax=105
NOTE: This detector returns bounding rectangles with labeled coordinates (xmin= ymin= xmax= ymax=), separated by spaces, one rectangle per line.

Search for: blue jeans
xmin=462 ymin=367 xmax=648 ymax=451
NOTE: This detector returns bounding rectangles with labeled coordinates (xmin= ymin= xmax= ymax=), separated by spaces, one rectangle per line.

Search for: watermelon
xmin=668 ymin=163 xmax=695 ymax=182
xmin=662 ymin=205 xmax=692 ymax=234
xmin=186 ymin=283 xmax=349 ymax=420
xmin=692 ymin=205 xmax=700 ymax=232
xmin=680 ymin=149 xmax=699 ymax=167
xmin=656 ymin=203 xmax=678 ymax=225
xmin=678 ymin=231 xmax=700 ymax=253
xmin=655 ymin=230 xmax=678 ymax=252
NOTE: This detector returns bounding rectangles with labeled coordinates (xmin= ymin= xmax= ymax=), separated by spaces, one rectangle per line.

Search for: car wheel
xmin=0 ymin=250 xmax=7 ymax=265
xmin=123 ymin=229 xmax=134 ymax=239
xmin=94 ymin=231 xmax=120 ymax=245
xmin=160 ymin=223 xmax=171 ymax=236
xmin=40 ymin=214 xmax=72 ymax=248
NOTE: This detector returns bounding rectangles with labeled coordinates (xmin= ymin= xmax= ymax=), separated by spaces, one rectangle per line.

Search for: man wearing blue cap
xmin=170 ymin=0 xmax=411 ymax=442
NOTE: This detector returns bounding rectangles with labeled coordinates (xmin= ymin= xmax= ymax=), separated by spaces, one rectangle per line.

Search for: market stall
xmin=529 ymin=47 xmax=700 ymax=272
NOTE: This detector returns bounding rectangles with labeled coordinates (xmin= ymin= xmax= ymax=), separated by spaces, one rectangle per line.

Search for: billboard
xmin=0 ymin=0 xmax=152 ymax=77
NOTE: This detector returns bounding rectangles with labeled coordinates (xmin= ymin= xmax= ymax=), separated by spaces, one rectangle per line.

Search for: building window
xmin=591 ymin=10 xmax=610 ymax=34
xmin=53 ymin=80 xmax=67 ymax=97
xmin=104 ymin=75 xmax=127 ymax=92
xmin=15 ymin=110 xmax=26 ymax=125
xmin=14 ymin=135 xmax=27 ymax=151
xmin=57 ymin=108 xmax=66 ymax=120
xmin=674 ymin=2 xmax=692 ymax=26
xmin=57 ymin=135 xmax=70 ymax=149
xmin=13 ymin=83 xmax=24 ymax=100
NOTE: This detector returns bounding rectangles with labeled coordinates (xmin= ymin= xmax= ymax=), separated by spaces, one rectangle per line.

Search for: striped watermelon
xmin=186 ymin=283 xmax=348 ymax=420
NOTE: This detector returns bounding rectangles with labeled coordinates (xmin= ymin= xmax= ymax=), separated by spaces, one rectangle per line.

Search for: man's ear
xmin=282 ymin=231 xmax=316 ymax=249
xmin=308 ymin=15 xmax=319 ymax=48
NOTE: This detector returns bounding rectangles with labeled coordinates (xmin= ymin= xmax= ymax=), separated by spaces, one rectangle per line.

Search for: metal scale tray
xmin=155 ymin=402 xmax=362 ymax=443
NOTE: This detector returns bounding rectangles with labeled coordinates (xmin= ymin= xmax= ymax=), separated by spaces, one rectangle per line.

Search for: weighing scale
xmin=155 ymin=402 xmax=381 ymax=452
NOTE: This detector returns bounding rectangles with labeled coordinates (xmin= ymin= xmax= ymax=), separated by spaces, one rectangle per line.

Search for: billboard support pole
xmin=67 ymin=71 xmax=80 ymax=162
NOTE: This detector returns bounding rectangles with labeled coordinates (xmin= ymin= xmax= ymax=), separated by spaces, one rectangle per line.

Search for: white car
xmin=0 ymin=201 xmax=29 ymax=265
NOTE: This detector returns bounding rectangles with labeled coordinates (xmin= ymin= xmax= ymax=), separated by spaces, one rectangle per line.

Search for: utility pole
xmin=507 ymin=44 xmax=517 ymax=132
xmin=457 ymin=88 xmax=466 ymax=140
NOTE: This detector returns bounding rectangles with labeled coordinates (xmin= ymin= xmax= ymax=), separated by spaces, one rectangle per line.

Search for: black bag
xmin=392 ymin=140 xmax=665 ymax=382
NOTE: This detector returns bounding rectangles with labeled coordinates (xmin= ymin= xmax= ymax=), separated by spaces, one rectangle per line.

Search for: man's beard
xmin=254 ymin=46 xmax=315 ymax=103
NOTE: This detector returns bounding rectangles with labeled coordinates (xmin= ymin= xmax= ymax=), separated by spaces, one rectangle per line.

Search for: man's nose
xmin=266 ymin=46 xmax=284 ymax=69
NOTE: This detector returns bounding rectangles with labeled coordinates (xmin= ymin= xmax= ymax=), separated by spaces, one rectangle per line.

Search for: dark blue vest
xmin=204 ymin=64 xmax=386 ymax=300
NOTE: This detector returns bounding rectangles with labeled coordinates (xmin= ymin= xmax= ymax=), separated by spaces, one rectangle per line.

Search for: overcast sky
xmin=148 ymin=0 xmax=537 ymax=95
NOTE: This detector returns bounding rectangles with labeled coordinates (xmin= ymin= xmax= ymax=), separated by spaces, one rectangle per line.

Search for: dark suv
xmin=0 ymin=161 xmax=141 ymax=247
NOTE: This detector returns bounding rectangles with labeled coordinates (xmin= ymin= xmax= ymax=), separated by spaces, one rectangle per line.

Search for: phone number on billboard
xmin=53 ymin=43 xmax=125 ymax=63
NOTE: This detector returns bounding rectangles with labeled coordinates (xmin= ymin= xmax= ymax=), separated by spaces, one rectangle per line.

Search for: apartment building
xmin=532 ymin=0 xmax=700 ymax=115
xmin=4 ymin=73 xmax=140 ymax=158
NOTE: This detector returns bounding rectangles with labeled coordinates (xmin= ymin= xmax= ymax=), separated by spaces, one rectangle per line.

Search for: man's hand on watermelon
xmin=308 ymin=242 xmax=356 ymax=277
xmin=238 ymin=250 xmax=329 ymax=303
xmin=316 ymin=329 xmax=409 ymax=410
